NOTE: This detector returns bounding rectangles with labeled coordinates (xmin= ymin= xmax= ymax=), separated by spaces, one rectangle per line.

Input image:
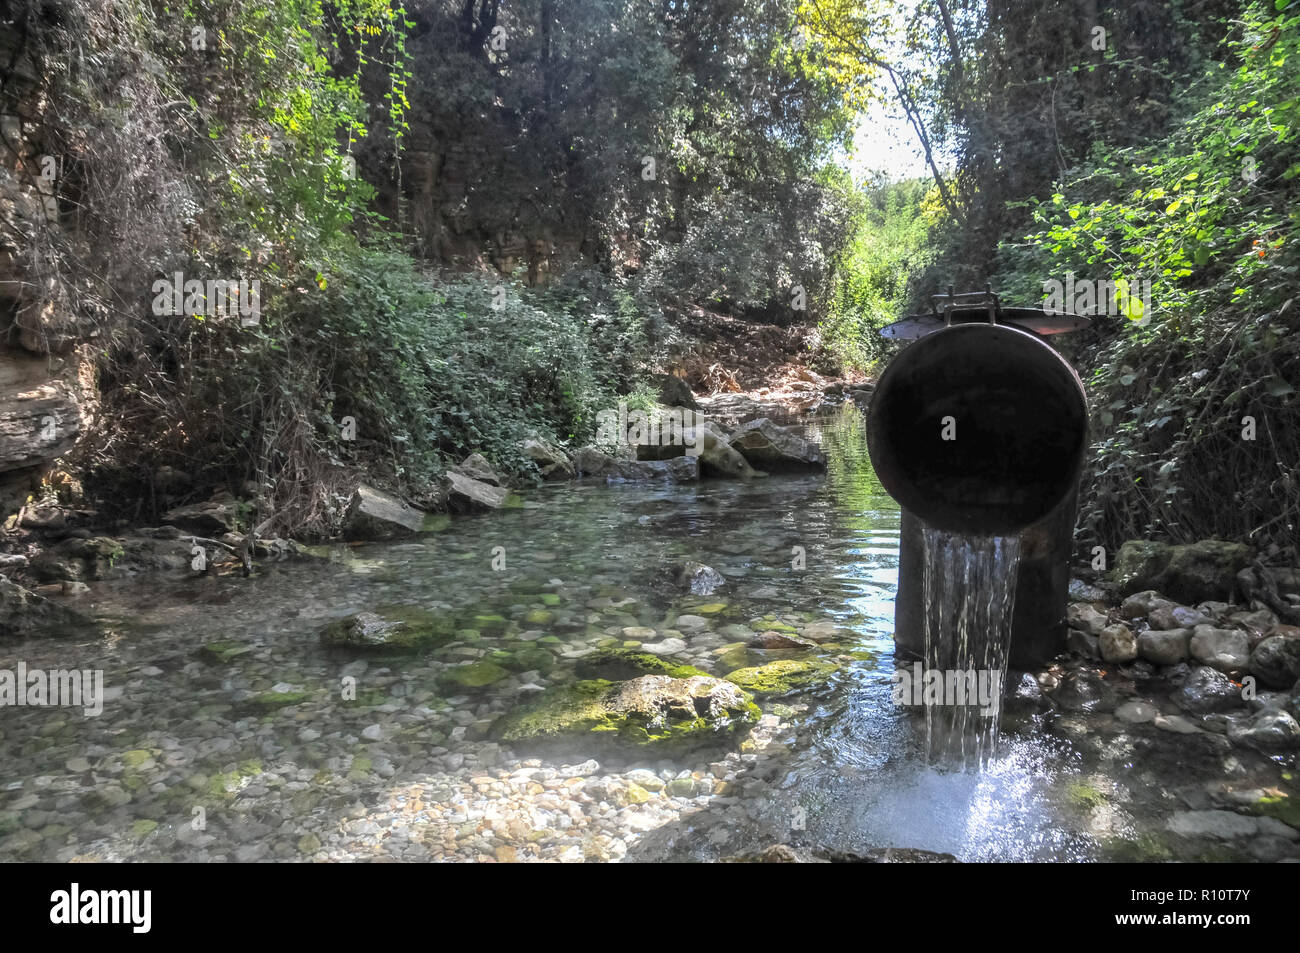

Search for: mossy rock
xmin=199 ymin=640 xmax=253 ymax=664
xmin=717 ymin=644 xmax=764 ymax=672
xmin=724 ymin=659 xmax=838 ymax=697
xmin=1064 ymin=779 xmax=1108 ymax=811
xmin=121 ymin=749 xmax=154 ymax=769
xmin=523 ymin=608 xmax=554 ymax=625
xmin=438 ymin=660 xmax=510 ymax=690
xmin=465 ymin=613 xmax=509 ymax=635
xmin=493 ymin=675 xmax=758 ymax=751
xmin=500 ymin=645 xmax=555 ymax=673
xmin=575 ymin=648 xmax=708 ymax=681
xmin=538 ymin=593 xmax=562 ymax=606
xmin=320 ymin=606 xmax=456 ymax=652
xmin=242 ymin=690 xmax=311 ymax=713
xmin=1244 ymin=793 xmax=1300 ymax=829
xmin=1098 ymin=832 xmax=1175 ymax=862
xmin=1112 ymin=538 xmax=1252 ymax=602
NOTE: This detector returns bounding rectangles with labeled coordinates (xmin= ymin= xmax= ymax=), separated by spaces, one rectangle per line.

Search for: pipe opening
xmin=866 ymin=323 xmax=1088 ymax=536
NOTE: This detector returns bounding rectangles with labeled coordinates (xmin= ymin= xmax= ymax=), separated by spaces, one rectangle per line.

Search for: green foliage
xmin=993 ymin=2 xmax=1300 ymax=550
xmin=820 ymin=176 xmax=941 ymax=371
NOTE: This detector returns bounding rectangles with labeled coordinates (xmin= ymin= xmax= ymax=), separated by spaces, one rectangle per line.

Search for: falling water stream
xmin=920 ymin=528 xmax=1021 ymax=769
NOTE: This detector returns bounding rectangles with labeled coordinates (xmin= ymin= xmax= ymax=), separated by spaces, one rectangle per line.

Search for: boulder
xmin=1227 ymin=709 xmax=1300 ymax=751
xmin=1112 ymin=539 xmax=1253 ymax=603
xmin=1249 ymin=635 xmax=1300 ymax=689
xmin=320 ymin=607 xmax=456 ymax=652
xmin=1174 ymin=666 xmax=1242 ymax=714
xmin=492 ymin=675 xmax=759 ymax=750
xmin=1165 ymin=540 xmax=1254 ymax=603
xmin=1066 ymin=628 xmax=1100 ymax=659
xmin=603 ymin=456 xmax=699 ymax=482
xmin=574 ymin=648 xmax=708 ymax=681
xmin=652 ymin=373 xmax=698 ymax=410
xmin=522 ymin=438 xmax=574 ymax=480
xmin=670 ymin=561 xmax=724 ymax=596
xmin=748 ymin=631 xmax=816 ymax=650
xmin=724 ymin=659 xmax=838 ymax=696
xmin=727 ymin=418 xmax=825 ymax=472
xmin=443 ymin=471 xmax=510 ymax=512
xmin=0 ymin=575 xmax=89 ymax=638
xmin=1067 ymin=602 xmax=1109 ymax=636
xmin=343 ymin=484 xmax=430 ymax=537
xmin=1120 ymin=589 xmax=1175 ymax=618
xmin=1189 ymin=625 xmax=1251 ymax=673
xmin=1051 ymin=670 xmax=1118 ymax=712
xmin=1099 ymin=623 xmax=1138 ymax=663
xmin=1148 ymin=603 xmax=1212 ymax=630
xmin=681 ymin=426 xmax=763 ymax=479
xmin=162 ymin=497 xmax=237 ymax=535
xmin=451 ymin=452 xmax=502 ymax=486
xmin=1138 ymin=628 xmax=1191 ymax=665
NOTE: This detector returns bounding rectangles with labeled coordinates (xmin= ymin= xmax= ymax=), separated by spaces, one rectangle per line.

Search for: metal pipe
xmin=867 ymin=318 xmax=1089 ymax=668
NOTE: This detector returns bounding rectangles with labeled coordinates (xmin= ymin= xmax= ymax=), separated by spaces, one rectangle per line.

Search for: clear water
xmin=0 ymin=403 xmax=1287 ymax=862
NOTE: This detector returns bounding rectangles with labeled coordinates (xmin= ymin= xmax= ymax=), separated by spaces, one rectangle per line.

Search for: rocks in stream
xmin=343 ymin=484 xmax=431 ymax=537
xmin=444 ymin=470 xmax=511 ymax=512
xmin=451 ymin=452 xmax=503 ymax=486
xmin=1099 ymin=623 xmax=1138 ymax=663
xmin=681 ymin=426 xmax=763 ymax=479
xmin=521 ymin=438 xmax=574 ymax=480
xmin=1138 ymin=628 xmax=1191 ymax=665
xmin=1249 ymin=634 xmax=1300 ymax=688
xmin=727 ymin=844 xmax=957 ymax=863
xmin=669 ymin=561 xmax=725 ymax=596
xmin=320 ymin=607 xmax=456 ymax=652
xmin=1188 ymin=626 xmax=1251 ymax=674
xmin=724 ymin=659 xmax=838 ymax=697
xmin=727 ymin=418 xmax=826 ymax=471
xmin=1174 ymin=666 xmax=1243 ymax=714
xmin=0 ymin=575 xmax=89 ymax=638
xmin=491 ymin=674 xmax=759 ymax=751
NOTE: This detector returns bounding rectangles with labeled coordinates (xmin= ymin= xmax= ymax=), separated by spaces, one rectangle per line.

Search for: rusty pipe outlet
xmin=866 ymin=322 xmax=1089 ymax=537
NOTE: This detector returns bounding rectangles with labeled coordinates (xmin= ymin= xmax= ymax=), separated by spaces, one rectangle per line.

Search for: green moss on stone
xmin=121 ymin=749 xmax=153 ymax=769
xmin=575 ymin=648 xmax=708 ymax=681
xmin=1246 ymin=793 xmax=1300 ymax=829
xmin=492 ymin=677 xmax=757 ymax=750
xmin=199 ymin=640 xmax=253 ymax=663
xmin=724 ymin=659 xmax=837 ymax=696
xmin=438 ymin=660 xmax=509 ymax=690
xmin=321 ymin=605 xmax=456 ymax=652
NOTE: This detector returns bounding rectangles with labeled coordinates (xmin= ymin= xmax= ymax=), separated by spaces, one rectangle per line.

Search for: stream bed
xmin=0 ymin=404 xmax=1294 ymax=862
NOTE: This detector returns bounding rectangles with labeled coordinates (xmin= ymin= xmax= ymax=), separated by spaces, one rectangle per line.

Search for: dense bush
xmin=992 ymin=2 xmax=1300 ymax=554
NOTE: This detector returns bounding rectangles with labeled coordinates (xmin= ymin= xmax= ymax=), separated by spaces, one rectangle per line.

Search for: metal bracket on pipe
xmin=881 ymin=284 xmax=1091 ymax=341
